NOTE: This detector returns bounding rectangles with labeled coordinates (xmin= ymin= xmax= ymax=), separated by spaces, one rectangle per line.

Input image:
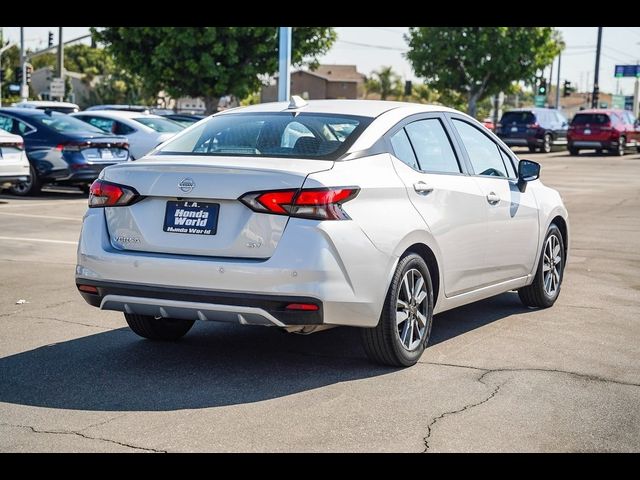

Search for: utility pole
xmin=57 ymin=27 xmax=64 ymax=100
xmin=592 ymin=27 xmax=602 ymax=108
xmin=20 ymin=27 xmax=27 ymax=102
xmin=555 ymin=51 xmax=562 ymax=110
xmin=277 ymin=27 xmax=291 ymax=102
xmin=548 ymin=62 xmax=553 ymax=106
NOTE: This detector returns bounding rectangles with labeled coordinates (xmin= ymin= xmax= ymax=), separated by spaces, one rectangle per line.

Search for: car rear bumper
xmin=0 ymin=175 xmax=30 ymax=188
xmin=76 ymin=208 xmax=395 ymax=328
xmin=569 ymin=140 xmax=617 ymax=149
xmin=76 ymin=279 xmax=323 ymax=326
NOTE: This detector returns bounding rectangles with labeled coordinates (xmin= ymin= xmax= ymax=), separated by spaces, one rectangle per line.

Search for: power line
xmin=603 ymin=45 xmax=639 ymax=62
xmin=336 ymin=39 xmax=407 ymax=52
xmin=370 ymin=27 xmax=406 ymax=35
xmin=622 ymin=27 xmax=640 ymax=39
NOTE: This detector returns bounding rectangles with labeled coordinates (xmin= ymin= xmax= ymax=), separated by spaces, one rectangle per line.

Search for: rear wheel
xmin=518 ymin=224 xmax=565 ymax=308
xmin=361 ymin=253 xmax=433 ymax=367
xmin=541 ymin=133 xmax=552 ymax=153
xmin=568 ymin=146 xmax=579 ymax=156
xmin=616 ymin=136 xmax=626 ymax=156
xmin=10 ymin=165 xmax=41 ymax=196
xmin=124 ymin=313 xmax=194 ymax=341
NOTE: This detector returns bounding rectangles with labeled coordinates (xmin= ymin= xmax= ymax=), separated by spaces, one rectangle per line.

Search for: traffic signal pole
xmin=592 ymin=27 xmax=602 ymax=108
xmin=555 ymin=51 xmax=562 ymax=110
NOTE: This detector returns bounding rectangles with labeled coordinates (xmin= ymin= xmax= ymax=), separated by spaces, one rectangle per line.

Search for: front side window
xmin=452 ymin=119 xmax=508 ymax=178
xmin=157 ymin=112 xmax=370 ymax=160
xmin=133 ymin=117 xmax=184 ymax=133
xmin=404 ymin=119 xmax=460 ymax=174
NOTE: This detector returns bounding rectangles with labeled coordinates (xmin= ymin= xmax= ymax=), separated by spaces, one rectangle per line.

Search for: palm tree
xmin=366 ymin=66 xmax=403 ymax=100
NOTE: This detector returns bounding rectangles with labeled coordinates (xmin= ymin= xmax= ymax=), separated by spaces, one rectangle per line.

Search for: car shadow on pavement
xmin=0 ymin=292 xmax=526 ymax=412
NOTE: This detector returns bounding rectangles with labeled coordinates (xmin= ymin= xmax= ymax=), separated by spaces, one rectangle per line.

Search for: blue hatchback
xmin=0 ymin=108 xmax=130 ymax=196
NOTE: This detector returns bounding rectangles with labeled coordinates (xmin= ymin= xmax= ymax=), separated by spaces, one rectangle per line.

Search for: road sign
xmin=534 ymin=95 xmax=546 ymax=107
xmin=49 ymin=78 xmax=65 ymax=98
xmin=614 ymin=65 xmax=640 ymax=78
xmin=8 ymin=84 xmax=20 ymax=93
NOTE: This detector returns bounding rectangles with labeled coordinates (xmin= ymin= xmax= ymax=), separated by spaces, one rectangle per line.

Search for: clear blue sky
xmin=2 ymin=26 xmax=639 ymax=95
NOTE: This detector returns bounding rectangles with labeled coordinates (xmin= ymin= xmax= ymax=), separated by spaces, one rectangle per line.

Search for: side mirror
xmin=517 ymin=159 xmax=540 ymax=192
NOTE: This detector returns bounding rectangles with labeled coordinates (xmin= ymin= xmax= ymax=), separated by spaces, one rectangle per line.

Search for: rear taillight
xmin=56 ymin=141 xmax=91 ymax=152
xmin=88 ymin=179 xmax=140 ymax=208
xmin=239 ymin=187 xmax=359 ymax=220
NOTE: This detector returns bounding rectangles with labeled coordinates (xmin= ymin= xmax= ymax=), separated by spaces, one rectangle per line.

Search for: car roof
xmin=14 ymin=100 xmax=79 ymax=108
xmin=0 ymin=107 xmax=60 ymax=117
xmin=74 ymin=110 xmax=164 ymax=120
xmin=573 ymin=109 xmax=622 ymax=114
xmin=217 ymin=99 xmax=458 ymax=118
xmin=503 ymin=107 xmax=557 ymax=113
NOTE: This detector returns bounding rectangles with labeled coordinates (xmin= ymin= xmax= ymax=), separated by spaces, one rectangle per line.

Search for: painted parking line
xmin=0 ymin=200 xmax=88 ymax=208
xmin=0 ymin=236 xmax=77 ymax=245
xmin=0 ymin=211 xmax=81 ymax=221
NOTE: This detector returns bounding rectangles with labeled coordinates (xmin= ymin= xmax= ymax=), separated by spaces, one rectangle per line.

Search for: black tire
xmin=568 ymin=146 xmax=579 ymax=156
xmin=518 ymin=224 xmax=565 ymax=308
xmin=528 ymin=145 xmax=537 ymax=153
xmin=361 ymin=253 xmax=434 ymax=367
xmin=10 ymin=165 xmax=42 ymax=196
xmin=124 ymin=313 xmax=194 ymax=341
xmin=541 ymin=133 xmax=552 ymax=154
xmin=616 ymin=136 xmax=626 ymax=157
xmin=595 ymin=148 xmax=603 ymax=155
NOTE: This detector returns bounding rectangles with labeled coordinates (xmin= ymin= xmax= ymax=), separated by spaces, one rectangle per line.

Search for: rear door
xmin=387 ymin=114 xmax=488 ymax=296
xmin=448 ymin=115 xmax=540 ymax=285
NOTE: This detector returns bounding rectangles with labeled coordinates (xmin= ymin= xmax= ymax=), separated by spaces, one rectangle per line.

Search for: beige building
xmin=31 ymin=67 xmax=100 ymax=108
xmin=261 ymin=64 xmax=366 ymax=103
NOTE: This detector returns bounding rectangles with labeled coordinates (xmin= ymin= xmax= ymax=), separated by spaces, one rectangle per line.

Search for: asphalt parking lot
xmin=1 ymin=149 xmax=639 ymax=452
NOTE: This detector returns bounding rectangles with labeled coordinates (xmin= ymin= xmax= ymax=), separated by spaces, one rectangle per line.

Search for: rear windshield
xmin=571 ymin=113 xmax=610 ymax=125
xmin=133 ymin=117 xmax=184 ymax=133
xmin=36 ymin=113 xmax=106 ymax=134
xmin=500 ymin=111 xmax=535 ymax=124
xmin=156 ymin=112 xmax=371 ymax=160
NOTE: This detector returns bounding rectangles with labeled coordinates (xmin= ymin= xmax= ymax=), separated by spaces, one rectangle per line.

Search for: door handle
xmin=486 ymin=192 xmax=500 ymax=205
xmin=413 ymin=181 xmax=433 ymax=195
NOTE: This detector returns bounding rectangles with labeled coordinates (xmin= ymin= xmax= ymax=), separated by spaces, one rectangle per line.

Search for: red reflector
xmin=78 ymin=285 xmax=98 ymax=294
xmin=256 ymin=190 xmax=296 ymax=213
xmin=285 ymin=303 xmax=319 ymax=311
xmin=295 ymin=188 xmax=355 ymax=205
xmin=55 ymin=144 xmax=65 ymax=151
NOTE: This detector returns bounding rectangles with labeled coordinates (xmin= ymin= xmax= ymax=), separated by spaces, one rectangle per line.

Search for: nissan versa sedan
xmin=76 ymin=99 xmax=569 ymax=367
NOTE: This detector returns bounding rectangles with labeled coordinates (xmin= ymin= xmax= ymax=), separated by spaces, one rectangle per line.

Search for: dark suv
xmin=0 ymin=108 xmax=130 ymax=196
xmin=567 ymin=109 xmax=640 ymax=156
xmin=497 ymin=108 xmax=569 ymax=153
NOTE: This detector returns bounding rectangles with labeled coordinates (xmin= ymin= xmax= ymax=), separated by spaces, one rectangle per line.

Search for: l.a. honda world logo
xmin=178 ymin=177 xmax=195 ymax=193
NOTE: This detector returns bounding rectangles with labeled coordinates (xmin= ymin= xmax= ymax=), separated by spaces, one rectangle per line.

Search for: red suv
xmin=568 ymin=109 xmax=640 ymax=156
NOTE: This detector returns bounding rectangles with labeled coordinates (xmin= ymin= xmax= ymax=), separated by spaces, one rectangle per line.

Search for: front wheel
xmin=124 ymin=313 xmax=194 ymax=341
xmin=568 ymin=146 xmax=579 ymax=156
xmin=518 ymin=224 xmax=565 ymax=308
xmin=361 ymin=253 xmax=434 ymax=367
xmin=541 ymin=133 xmax=552 ymax=153
xmin=616 ymin=136 xmax=626 ymax=156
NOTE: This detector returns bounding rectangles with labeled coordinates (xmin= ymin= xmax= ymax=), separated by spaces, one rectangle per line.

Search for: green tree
xmin=93 ymin=27 xmax=336 ymax=114
xmin=366 ymin=66 xmax=403 ymax=100
xmin=405 ymin=27 xmax=561 ymax=117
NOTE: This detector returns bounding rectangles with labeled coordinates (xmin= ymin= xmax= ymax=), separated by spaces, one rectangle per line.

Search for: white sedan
xmin=76 ymin=99 xmax=569 ymax=367
xmin=0 ymin=128 xmax=30 ymax=191
xmin=71 ymin=110 xmax=184 ymax=160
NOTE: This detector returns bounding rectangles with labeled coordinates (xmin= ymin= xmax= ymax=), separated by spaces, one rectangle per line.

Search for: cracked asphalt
xmin=1 ymin=149 xmax=639 ymax=452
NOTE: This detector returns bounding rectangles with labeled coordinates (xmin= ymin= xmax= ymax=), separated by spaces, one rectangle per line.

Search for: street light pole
xmin=277 ymin=27 xmax=291 ymax=101
xmin=592 ymin=27 xmax=602 ymax=108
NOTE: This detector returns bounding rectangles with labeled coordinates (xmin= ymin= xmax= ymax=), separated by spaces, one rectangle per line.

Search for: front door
xmin=388 ymin=115 xmax=488 ymax=296
xmin=449 ymin=117 xmax=540 ymax=285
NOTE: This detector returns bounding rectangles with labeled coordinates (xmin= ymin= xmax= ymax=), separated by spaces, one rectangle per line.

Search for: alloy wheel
xmin=542 ymin=234 xmax=562 ymax=297
xmin=396 ymin=268 xmax=429 ymax=350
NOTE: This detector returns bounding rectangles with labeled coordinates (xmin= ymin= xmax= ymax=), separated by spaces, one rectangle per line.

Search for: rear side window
xmin=390 ymin=129 xmax=419 ymax=170
xmin=501 ymin=111 xmax=535 ymax=125
xmin=571 ymin=114 xmax=610 ymax=125
xmin=404 ymin=119 xmax=460 ymax=174
xmin=84 ymin=116 xmax=115 ymax=133
xmin=133 ymin=117 xmax=184 ymax=133
xmin=157 ymin=112 xmax=372 ymax=160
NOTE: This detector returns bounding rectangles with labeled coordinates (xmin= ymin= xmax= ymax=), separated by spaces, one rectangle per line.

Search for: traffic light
xmin=404 ymin=80 xmax=412 ymax=96
xmin=563 ymin=80 xmax=573 ymax=97
xmin=14 ymin=66 xmax=22 ymax=83
xmin=537 ymin=79 xmax=547 ymax=96
xmin=48 ymin=31 xmax=54 ymax=48
xmin=25 ymin=64 xmax=33 ymax=84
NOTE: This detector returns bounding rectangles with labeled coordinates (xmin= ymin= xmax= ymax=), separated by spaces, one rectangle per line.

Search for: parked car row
xmin=0 ymin=101 xmax=202 ymax=196
xmin=496 ymin=107 xmax=640 ymax=156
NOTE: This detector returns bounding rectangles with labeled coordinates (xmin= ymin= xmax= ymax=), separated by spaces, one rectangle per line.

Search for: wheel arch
xmin=402 ymin=243 xmax=440 ymax=309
